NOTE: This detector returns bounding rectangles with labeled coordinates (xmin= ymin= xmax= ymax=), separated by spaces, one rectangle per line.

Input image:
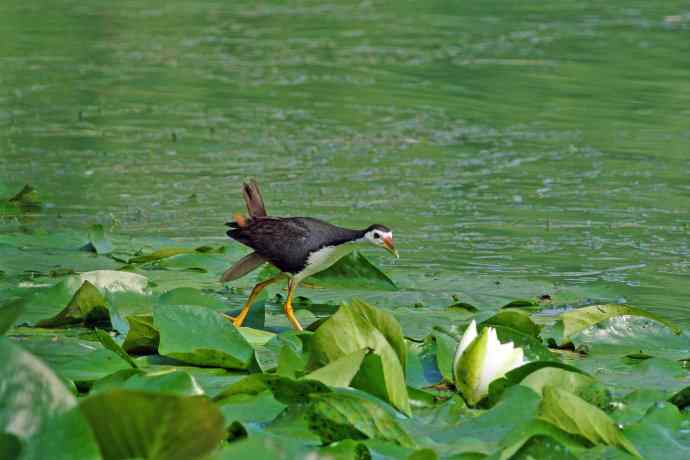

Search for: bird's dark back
xmin=227 ymin=216 xmax=364 ymax=274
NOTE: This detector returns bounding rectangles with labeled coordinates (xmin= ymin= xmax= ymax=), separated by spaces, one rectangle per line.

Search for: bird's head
xmin=363 ymin=224 xmax=398 ymax=259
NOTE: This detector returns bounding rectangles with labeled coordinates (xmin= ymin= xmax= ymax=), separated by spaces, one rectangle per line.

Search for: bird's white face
xmin=363 ymin=229 xmax=399 ymax=258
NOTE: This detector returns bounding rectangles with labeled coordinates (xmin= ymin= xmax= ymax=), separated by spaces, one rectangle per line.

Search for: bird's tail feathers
xmin=242 ymin=179 xmax=267 ymax=217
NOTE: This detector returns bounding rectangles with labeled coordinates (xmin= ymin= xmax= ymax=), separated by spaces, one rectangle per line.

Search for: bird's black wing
xmin=228 ymin=217 xmax=312 ymax=274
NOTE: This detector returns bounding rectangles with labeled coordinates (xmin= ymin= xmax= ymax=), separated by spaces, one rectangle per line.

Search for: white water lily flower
xmin=452 ymin=320 xmax=526 ymax=405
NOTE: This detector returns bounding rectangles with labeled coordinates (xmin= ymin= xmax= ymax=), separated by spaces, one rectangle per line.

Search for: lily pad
xmin=0 ymin=299 xmax=24 ymax=334
xmin=545 ymin=304 xmax=680 ymax=346
xmin=92 ymin=368 xmax=204 ymax=396
xmin=306 ymin=392 xmax=415 ymax=447
xmin=122 ymin=314 xmax=159 ymax=354
xmin=19 ymin=336 xmax=132 ymax=384
xmin=498 ymin=419 xmax=587 ymax=460
xmin=14 ymin=278 xmax=81 ymax=325
xmin=304 ymin=348 xmax=369 ymax=387
xmin=431 ymin=385 xmax=541 ymax=450
xmin=480 ymin=309 xmax=541 ymax=338
xmin=259 ymin=251 xmax=397 ymax=291
xmin=80 ymin=389 xmax=226 ymax=460
xmin=7 ymin=184 xmax=41 ymax=210
xmin=538 ymin=385 xmax=640 ymax=457
xmin=433 ymin=330 xmax=457 ymax=382
xmin=310 ymin=301 xmax=411 ymax=415
xmin=571 ymin=316 xmax=690 ymax=361
xmin=488 ymin=361 xmax=590 ymax=405
xmin=0 ymin=338 xmax=76 ymax=439
xmin=154 ymin=304 xmax=254 ymax=369
xmin=622 ymin=402 xmax=690 ymax=460
xmin=84 ymin=224 xmax=113 ymax=255
xmin=20 ymin=406 xmax=101 ymax=460
xmin=158 ymin=287 xmax=226 ymax=311
xmin=128 ymin=247 xmax=193 ymax=264
xmin=95 ymin=329 xmax=138 ymax=368
xmin=36 ymin=280 xmax=109 ymax=327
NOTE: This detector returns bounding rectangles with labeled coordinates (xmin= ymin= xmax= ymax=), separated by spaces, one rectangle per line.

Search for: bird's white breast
xmin=295 ymin=244 xmax=355 ymax=283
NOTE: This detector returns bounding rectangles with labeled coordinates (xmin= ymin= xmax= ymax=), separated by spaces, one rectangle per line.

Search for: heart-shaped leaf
xmin=154 ymin=304 xmax=254 ymax=369
xmin=80 ymin=389 xmax=225 ymax=460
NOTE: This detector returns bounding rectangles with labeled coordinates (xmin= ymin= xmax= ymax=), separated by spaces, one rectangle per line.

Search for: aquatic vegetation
xmin=453 ymin=320 xmax=526 ymax=406
xmin=1 ymin=223 xmax=688 ymax=459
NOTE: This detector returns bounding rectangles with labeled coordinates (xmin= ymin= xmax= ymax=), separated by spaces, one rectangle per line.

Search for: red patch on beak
xmin=383 ymin=235 xmax=399 ymax=258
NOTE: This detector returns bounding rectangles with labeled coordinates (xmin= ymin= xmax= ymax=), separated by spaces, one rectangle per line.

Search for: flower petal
xmin=454 ymin=324 xmax=528 ymax=406
xmin=454 ymin=325 xmax=489 ymax=406
xmin=453 ymin=320 xmax=478 ymax=371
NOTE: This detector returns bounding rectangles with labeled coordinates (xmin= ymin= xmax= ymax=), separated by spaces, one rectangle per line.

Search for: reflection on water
xmin=1 ymin=1 xmax=689 ymax=322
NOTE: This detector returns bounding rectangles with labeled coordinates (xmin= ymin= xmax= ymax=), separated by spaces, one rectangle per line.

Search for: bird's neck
xmin=320 ymin=227 xmax=368 ymax=248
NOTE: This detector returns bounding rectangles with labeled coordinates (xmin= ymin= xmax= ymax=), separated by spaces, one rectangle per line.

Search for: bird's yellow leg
xmin=284 ymin=279 xmax=303 ymax=331
xmin=233 ymin=274 xmax=284 ymax=327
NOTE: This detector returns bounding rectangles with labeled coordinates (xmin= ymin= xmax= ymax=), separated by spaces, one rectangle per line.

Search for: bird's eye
xmin=373 ymin=232 xmax=380 ymax=239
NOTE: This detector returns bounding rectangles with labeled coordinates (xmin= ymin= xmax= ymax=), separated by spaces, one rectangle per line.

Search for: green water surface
xmin=1 ymin=1 xmax=689 ymax=322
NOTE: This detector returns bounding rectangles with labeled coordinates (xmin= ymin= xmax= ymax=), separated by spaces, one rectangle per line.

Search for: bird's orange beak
xmin=383 ymin=235 xmax=399 ymax=259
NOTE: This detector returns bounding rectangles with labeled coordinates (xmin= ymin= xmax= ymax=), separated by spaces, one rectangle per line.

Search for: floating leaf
xmin=122 ymin=314 xmax=159 ymax=354
xmin=447 ymin=302 xmax=479 ymax=312
xmin=8 ymin=184 xmax=41 ymax=210
xmin=507 ymin=434 xmax=579 ymax=460
xmin=405 ymin=340 xmax=443 ymax=389
xmin=80 ymin=389 xmax=225 ymax=460
xmin=158 ymin=287 xmax=226 ymax=310
xmin=538 ymin=385 xmax=640 ymax=457
xmin=36 ymin=280 xmax=108 ymax=327
xmin=209 ymin=432 xmax=313 ymax=460
xmin=546 ymin=304 xmax=681 ymax=346
xmin=501 ymin=299 xmax=540 ymax=310
xmin=572 ymin=316 xmax=690 ymax=361
xmin=14 ymin=278 xmax=81 ymax=325
xmin=348 ymin=299 xmax=406 ymax=366
xmin=305 ymin=348 xmax=369 ymax=387
xmin=215 ymin=374 xmax=331 ymax=405
xmin=573 ymin=356 xmax=690 ymax=398
xmin=19 ymin=336 xmax=132 ymax=384
xmin=480 ymin=309 xmax=541 ymax=337
xmin=310 ymin=301 xmax=411 ymax=415
xmin=157 ymin=253 xmax=230 ymax=273
xmin=430 ymin=385 xmax=541 ymax=450
xmin=488 ymin=361 xmax=590 ymax=405
xmin=217 ymin=391 xmax=286 ymax=426
xmin=310 ymin=251 xmax=398 ymax=290
xmin=498 ymin=419 xmax=586 ymax=460
xmin=84 ymin=224 xmax=113 ymax=255
xmin=0 ymin=433 xmax=21 ymax=460
xmin=0 ymin=338 xmax=76 ymax=439
xmin=154 ymin=304 xmax=254 ymax=369
xmin=433 ymin=330 xmax=457 ymax=382
xmin=128 ymin=247 xmax=193 ymax=264
xmin=258 ymin=251 xmax=397 ymax=291
xmin=622 ymin=402 xmax=690 ymax=460
xmin=95 ymin=329 xmax=138 ymax=368
xmin=0 ymin=299 xmax=24 ymax=335
xmin=306 ymin=392 xmax=415 ymax=447
xmin=669 ymin=385 xmax=690 ymax=409
xmin=20 ymin=406 xmax=101 ymax=460
xmin=92 ymin=368 xmax=204 ymax=396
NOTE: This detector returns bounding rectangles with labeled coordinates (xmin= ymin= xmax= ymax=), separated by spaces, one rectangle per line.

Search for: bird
xmin=221 ymin=180 xmax=398 ymax=331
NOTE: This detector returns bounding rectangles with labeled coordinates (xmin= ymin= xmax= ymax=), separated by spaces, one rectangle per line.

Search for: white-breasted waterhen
xmin=221 ymin=180 xmax=398 ymax=331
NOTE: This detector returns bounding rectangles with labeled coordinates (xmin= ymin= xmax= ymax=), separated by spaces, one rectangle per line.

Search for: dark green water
xmin=1 ymin=2 xmax=689 ymax=322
